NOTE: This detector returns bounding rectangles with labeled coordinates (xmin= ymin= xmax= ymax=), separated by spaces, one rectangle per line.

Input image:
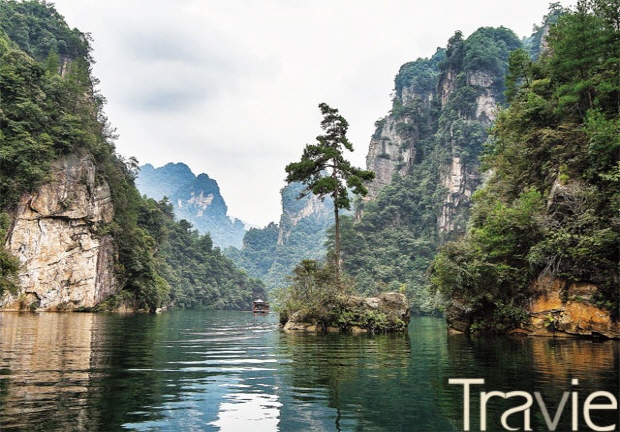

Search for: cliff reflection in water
xmin=0 ymin=312 xmax=178 ymax=430
xmin=441 ymin=334 xmax=619 ymax=432
xmin=0 ymin=312 xmax=98 ymax=430
xmin=1 ymin=311 xmax=284 ymax=431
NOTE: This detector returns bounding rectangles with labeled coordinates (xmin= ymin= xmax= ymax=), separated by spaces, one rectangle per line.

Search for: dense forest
xmin=430 ymin=0 xmax=620 ymax=332
xmin=0 ymin=0 xmax=264 ymax=311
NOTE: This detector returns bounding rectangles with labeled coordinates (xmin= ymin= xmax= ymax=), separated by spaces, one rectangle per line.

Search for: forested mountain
xmin=337 ymin=3 xmax=618 ymax=336
xmin=136 ymin=163 xmax=246 ymax=249
xmin=0 ymin=0 xmax=264 ymax=311
xmin=2 ymin=0 xmax=616 ymax=335
xmin=226 ymin=182 xmax=335 ymax=288
xmin=135 ymin=198 xmax=265 ymax=310
xmin=430 ymin=1 xmax=619 ymax=334
xmin=338 ymin=25 xmax=522 ymax=313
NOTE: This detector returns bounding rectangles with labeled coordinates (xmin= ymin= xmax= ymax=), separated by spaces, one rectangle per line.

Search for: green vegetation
xmin=285 ymin=103 xmax=375 ymax=279
xmin=0 ymin=1 xmax=264 ymax=310
xmin=430 ymin=1 xmax=620 ymax=333
xmin=6 ymin=0 xmax=615 ymax=328
xmin=0 ymin=0 xmax=173 ymax=309
xmin=275 ymin=105 xmax=413 ymax=333
xmin=394 ymin=48 xmax=445 ymax=99
xmin=136 ymin=198 xmax=266 ymax=310
xmin=272 ymin=259 xmax=407 ymax=333
xmin=273 ymin=259 xmax=342 ymax=326
xmin=0 ymin=0 xmax=115 ymax=297
xmin=225 ymin=181 xmax=335 ymax=289
xmin=339 ymin=26 xmax=520 ymax=314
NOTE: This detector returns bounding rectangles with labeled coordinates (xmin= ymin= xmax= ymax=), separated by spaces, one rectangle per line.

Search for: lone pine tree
xmin=285 ymin=103 xmax=374 ymax=281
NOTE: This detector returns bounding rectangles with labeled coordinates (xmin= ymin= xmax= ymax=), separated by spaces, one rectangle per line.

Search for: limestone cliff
xmin=342 ymin=28 xmax=522 ymax=313
xmin=0 ymin=1 xmax=173 ymax=312
xmin=366 ymin=69 xmax=437 ymax=200
xmin=276 ymin=182 xmax=333 ymax=246
xmin=1 ymin=154 xmax=117 ymax=310
xmin=436 ymin=70 xmax=495 ymax=233
xmin=365 ymin=100 xmax=426 ymax=197
xmin=365 ymin=61 xmax=498 ymax=235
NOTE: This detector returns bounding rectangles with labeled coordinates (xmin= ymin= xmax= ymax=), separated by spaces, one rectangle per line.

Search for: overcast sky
xmin=51 ymin=0 xmax=575 ymax=227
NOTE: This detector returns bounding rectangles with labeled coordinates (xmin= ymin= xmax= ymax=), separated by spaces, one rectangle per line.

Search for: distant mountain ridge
xmin=136 ymin=163 xmax=246 ymax=249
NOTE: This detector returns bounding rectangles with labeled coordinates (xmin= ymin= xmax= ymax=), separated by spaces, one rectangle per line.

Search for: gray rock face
xmin=2 ymin=154 xmax=117 ymax=310
xmin=365 ymin=68 xmax=497 ymax=235
xmin=365 ymin=116 xmax=418 ymax=198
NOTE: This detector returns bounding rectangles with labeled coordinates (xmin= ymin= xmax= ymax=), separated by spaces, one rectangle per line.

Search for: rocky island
xmin=281 ymin=292 xmax=411 ymax=334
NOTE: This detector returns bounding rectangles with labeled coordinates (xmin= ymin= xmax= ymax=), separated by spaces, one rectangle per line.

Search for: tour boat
xmin=252 ymin=299 xmax=269 ymax=314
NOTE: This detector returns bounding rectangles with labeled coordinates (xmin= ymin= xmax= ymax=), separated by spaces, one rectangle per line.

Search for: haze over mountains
xmin=136 ymin=163 xmax=246 ymax=249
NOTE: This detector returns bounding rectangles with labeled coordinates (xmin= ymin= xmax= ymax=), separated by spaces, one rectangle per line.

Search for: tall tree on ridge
xmin=285 ymin=103 xmax=375 ymax=282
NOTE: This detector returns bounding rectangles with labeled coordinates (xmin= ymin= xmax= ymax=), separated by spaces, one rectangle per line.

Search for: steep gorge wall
xmin=2 ymin=154 xmax=117 ymax=310
xmin=367 ymin=83 xmax=439 ymax=200
xmin=436 ymin=70 xmax=495 ymax=233
xmin=343 ymin=28 xmax=523 ymax=312
xmin=365 ymin=67 xmax=496 ymax=235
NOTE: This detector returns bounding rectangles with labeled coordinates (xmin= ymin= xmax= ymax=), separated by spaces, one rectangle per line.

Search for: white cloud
xmin=51 ymin=0 xmax=576 ymax=227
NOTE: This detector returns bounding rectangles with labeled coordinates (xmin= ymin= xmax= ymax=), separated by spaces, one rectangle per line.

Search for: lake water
xmin=0 ymin=311 xmax=617 ymax=431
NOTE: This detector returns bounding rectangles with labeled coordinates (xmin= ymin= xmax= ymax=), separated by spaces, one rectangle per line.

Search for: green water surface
xmin=0 ymin=311 xmax=617 ymax=431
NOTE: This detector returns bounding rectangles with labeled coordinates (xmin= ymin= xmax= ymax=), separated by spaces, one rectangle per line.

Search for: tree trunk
xmin=332 ymin=164 xmax=341 ymax=283
xmin=334 ymin=204 xmax=341 ymax=281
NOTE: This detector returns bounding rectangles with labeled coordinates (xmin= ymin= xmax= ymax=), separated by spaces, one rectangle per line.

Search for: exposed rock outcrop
xmin=282 ymin=292 xmax=410 ymax=334
xmin=366 ymin=116 xmax=418 ymax=198
xmin=277 ymin=185 xmax=333 ymax=246
xmin=520 ymin=277 xmax=619 ymax=339
xmin=365 ymin=66 xmax=496 ymax=234
xmin=365 ymin=81 xmax=436 ymax=200
xmin=448 ymin=277 xmax=619 ymax=339
xmin=2 ymin=154 xmax=117 ymax=311
xmin=437 ymin=71 xmax=495 ymax=233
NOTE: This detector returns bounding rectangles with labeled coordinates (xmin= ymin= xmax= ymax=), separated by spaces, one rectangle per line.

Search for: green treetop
xmin=285 ymin=103 xmax=375 ymax=280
